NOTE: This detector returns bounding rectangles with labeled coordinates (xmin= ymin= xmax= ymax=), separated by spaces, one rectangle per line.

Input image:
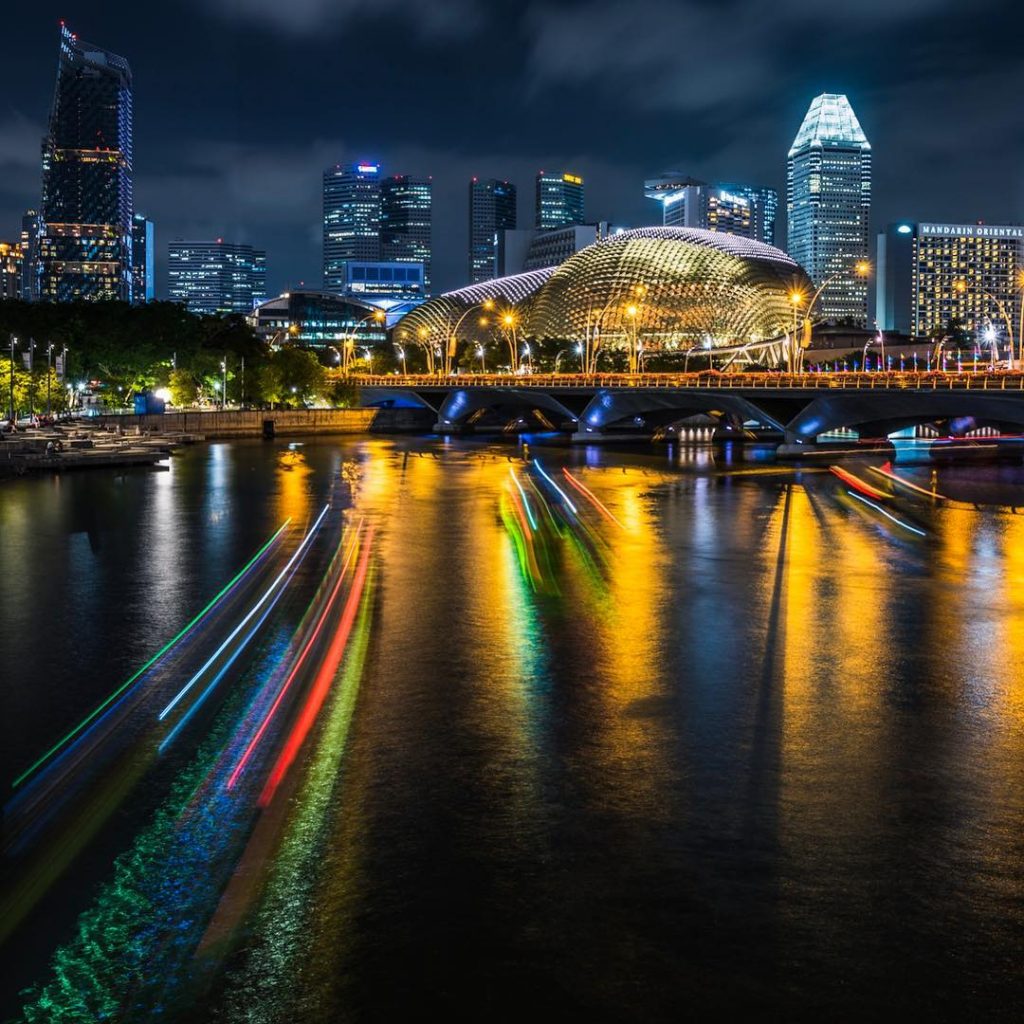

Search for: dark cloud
xmin=0 ymin=0 xmax=1020 ymax=297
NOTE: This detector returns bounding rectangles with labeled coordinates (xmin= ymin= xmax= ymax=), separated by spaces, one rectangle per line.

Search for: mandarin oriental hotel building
xmin=877 ymin=221 xmax=1023 ymax=342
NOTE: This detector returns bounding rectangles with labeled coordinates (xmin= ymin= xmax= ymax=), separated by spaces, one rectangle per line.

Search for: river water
xmin=1 ymin=437 xmax=1021 ymax=1021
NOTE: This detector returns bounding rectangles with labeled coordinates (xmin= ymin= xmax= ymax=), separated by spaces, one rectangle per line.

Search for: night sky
xmin=1 ymin=0 xmax=1021 ymax=297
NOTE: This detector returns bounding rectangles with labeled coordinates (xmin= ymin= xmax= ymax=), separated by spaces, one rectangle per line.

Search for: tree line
xmin=0 ymin=300 xmax=354 ymax=414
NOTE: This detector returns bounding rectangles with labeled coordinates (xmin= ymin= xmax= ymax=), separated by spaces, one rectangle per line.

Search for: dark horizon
xmin=1 ymin=0 xmax=1021 ymax=297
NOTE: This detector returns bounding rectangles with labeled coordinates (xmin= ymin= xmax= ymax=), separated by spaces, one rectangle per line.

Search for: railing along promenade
xmin=350 ymin=371 xmax=1024 ymax=392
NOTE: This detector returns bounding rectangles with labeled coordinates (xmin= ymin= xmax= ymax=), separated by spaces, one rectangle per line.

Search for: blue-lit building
xmin=787 ymin=93 xmax=872 ymax=325
xmin=37 ymin=24 xmax=134 ymax=302
xmin=342 ymin=260 xmax=425 ymax=298
xmin=168 ymin=239 xmax=267 ymax=315
xmin=249 ymin=290 xmax=409 ymax=349
xmin=536 ymin=171 xmax=584 ymax=230
xmin=323 ymin=162 xmax=381 ymax=293
xmin=131 ymin=213 xmax=154 ymax=303
xmin=381 ymin=175 xmax=432 ymax=293
xmin=469 ymin=177 xmax=517 ymax=284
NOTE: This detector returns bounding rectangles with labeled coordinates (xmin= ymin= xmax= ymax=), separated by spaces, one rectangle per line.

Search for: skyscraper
xmin=468 ymin=177 xmax=517 ymax=283
xmin=37 ymin=24 xmax=133 ymax=302
xmin=381 ymin=175 xmax=432 ymax=293
xmin=876 ymin=221 xmax=1023 ymax=340
xmin=323 ymin=162 xmax=381 ymax=293
xmin=20 ymin=210 xmax=41 ymax=300
xmin=536 ymin=171 xmax=584 ymax=230
xmin=0 ymin=242 xmax=23 ymax=300
xmin=132 ymin=213 xmax=154 ymax=303
xmin=168 ymin=239 xmax=267 ymax=315
xmin=787 ymin=93 xmax=872 ymax=325
xmin=644 ymin=175 xmax=777 ymax=245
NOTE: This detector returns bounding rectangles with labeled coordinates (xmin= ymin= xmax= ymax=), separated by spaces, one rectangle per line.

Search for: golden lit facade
xmin=399 ymin=228 xmax=811 ymax=356
xmin=0 ymin=241 xmax=23 ymax=299
xmin=912 ymin=222 xmax=1023 ymax=339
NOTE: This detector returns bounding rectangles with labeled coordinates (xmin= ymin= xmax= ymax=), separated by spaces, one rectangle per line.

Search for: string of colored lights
xmin=158 ymin=506 xmax=329 ymax=723
xmin=10 ymin=518 xmax=292 ymax=791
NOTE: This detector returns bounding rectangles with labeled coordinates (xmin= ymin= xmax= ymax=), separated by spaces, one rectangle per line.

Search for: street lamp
xmin=46 ymin=343 xmax=54 ymax=415
xmin=954 ymin=278 xmax=1017 ymax=366
xmin=476 ymin=344 xmax=486 ymax=373
xmin=788 ymin=261 xmax=871 ymax=372
xmin=220 ymin=358 xmax=227 ymax=410
xmin=7 ymin=335 xmax=16 ymax=423
xmin=395 ymin=345 xmax=407 ymax=375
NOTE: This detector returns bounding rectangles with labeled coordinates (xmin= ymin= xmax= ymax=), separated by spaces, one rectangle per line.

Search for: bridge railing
xmin=349 ymin=371 xmax=1024 ymax=392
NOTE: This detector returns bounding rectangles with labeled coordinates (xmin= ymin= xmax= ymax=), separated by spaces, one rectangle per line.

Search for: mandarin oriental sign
xmin=920 ymin=223 xmax=1023 ymax=239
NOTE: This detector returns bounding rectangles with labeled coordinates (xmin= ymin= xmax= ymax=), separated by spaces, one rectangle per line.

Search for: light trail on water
xmin=158 ymin=505 xmax=329 ymax=723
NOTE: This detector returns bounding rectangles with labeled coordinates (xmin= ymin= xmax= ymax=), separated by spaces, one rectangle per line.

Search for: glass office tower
xmin=323 ymin=162 xmax=381 ymax=293
xmin=168 ymin=240 xmax=267 ymax=315
xmin=468 ymin=178 xmax=517 ymax=283
xmin=38 ymin=24 xmax=133 ymax=302
xmin=131 ymin=213 xmax=154 ymax=303
xmin=381 ymin=175 xmax=432 ymax=293
xmin=787 ymin=93 xmax=871 ymax=325
xmin=535 ymin=171 xmax=584 ymax=230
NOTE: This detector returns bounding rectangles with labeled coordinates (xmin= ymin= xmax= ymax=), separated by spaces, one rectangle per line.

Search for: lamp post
xmin=8 ymin=335 xmax=16 ymax=423
xmin=443 ymin=299 xmax=494 ymax=375
xmin=395 ymin=345 xmax=407 ymax=375
xmin=46 ymin=343 xmax=54 ymax=415
xmin=344 ymin=309 xmax=386 ymax=374
xmin=788 ymin=260 xmax=871 ymax=372
xmin=954 ymin=278 xmax=1016 ymax=367
xmin=476 ymin=344 xmax=485 ymax=373
xmin=220 ymin=358 xmax=227 ymax=410
xmin=622 ymin=283 xmax=648 ymax=373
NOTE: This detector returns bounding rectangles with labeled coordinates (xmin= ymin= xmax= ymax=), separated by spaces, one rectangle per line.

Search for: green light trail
xmin=12 ymin=518 xmax=292 ymax=790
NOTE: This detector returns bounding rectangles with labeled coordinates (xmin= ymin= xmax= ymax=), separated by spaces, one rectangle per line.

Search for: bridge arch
xmin=576 ymin=388 xmax=786 ymax=436
xmin=433 ymin=387 xmax=580 ymax=432
xmin=785 ymin=392 xmax=1024 ymax=442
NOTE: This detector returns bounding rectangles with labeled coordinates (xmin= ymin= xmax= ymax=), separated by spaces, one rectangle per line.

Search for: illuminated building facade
xmin=323 ymin=162 xmax=381 ymax=293
xmin=469 ymin=178 xmax=517 ymax=283
xmin=341 ymin=260 xmax=425 ymax=297
xmin=498 ymin=222 xmax=624 ymax=276
xmin=0 ymin=242 xmax=23 ymax=300
xmin=644 ymin=175 xmax=777 ymax=244
xmin=536 ymin=171 xmax=584 ymax=229
xmin=20 ymin=210 xmax=42 ymax=300
xmin=249 ymin=290 xmax=395 ymax=348
xmin=381 ymin=175 xmax=432 ymax=293
xmin=37 ymin=24 xmax=134 ymax=302
xmin=401 ymin=227 xmax=811 ymax=353
xmin=787 ymin=93 xmax=871 ymax=325
xmin=168 ymin=239 xmax=267 ymax=314
xmin=131 ymin=213 xmax=154 ymax=303
xmin=877 ymin=221 xmax=1023 ymax=340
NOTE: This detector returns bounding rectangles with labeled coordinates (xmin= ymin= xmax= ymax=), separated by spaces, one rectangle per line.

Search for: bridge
xmin=353 ymin=371 xmax=1024 ymax=447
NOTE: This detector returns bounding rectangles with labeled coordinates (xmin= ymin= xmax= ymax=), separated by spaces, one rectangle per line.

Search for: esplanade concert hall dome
xmin=399 ymin=227 xmax=813 ymax=351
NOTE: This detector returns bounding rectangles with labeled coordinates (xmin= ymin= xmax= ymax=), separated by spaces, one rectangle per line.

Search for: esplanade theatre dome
xmin=399 ymin=227 xmax=812 ymax=352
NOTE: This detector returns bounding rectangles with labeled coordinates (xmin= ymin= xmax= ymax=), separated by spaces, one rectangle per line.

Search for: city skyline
xmin=0 ymin=3 xmax=1020 ymax=298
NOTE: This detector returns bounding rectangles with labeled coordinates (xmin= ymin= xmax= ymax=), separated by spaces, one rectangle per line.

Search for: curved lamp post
xmin=788 ymin=260 xmax=871 ymax=372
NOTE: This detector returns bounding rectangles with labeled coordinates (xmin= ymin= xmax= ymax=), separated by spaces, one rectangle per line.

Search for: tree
xmin=168 ymin=368 xmax=199 ymax=407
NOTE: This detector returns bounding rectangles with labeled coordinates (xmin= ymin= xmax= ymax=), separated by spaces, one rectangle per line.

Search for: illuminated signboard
xmin=919 ymin=223 xmax=1023 ymax=239
xmin=357 ymin=164 xmax=379 ymax=175
xmin=562 ymin=173 xmax=583 ymax=185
